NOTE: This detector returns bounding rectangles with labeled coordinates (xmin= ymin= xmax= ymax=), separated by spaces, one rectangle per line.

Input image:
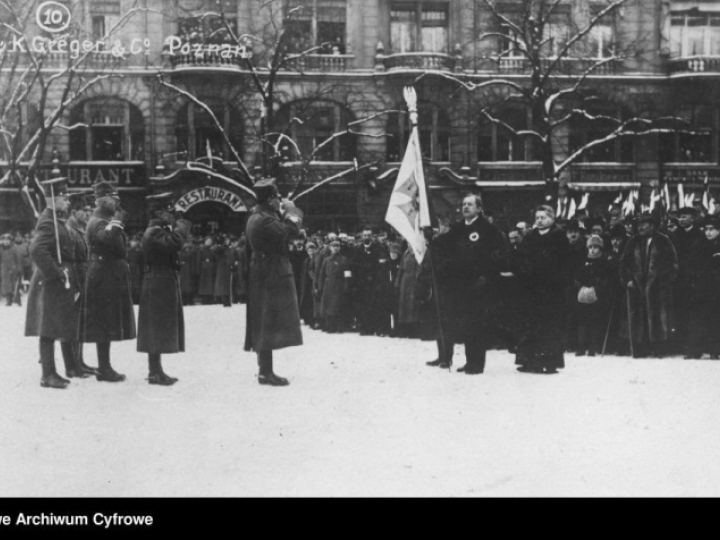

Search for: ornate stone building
xmin=2 ymin=0 xmax=719 ymax=234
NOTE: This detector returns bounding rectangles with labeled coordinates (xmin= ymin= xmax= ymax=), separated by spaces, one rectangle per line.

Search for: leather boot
xmin=61 ymin=342 xmax=90 ymax=378
xmin=257 ymin=351 xmax=289 ymax=386
xmin=95 ymin=342 xmax=125 ymax=382
xmin=74 ymin=342 xmax=98 ymax=375
xmin=147 ymin=354 xmax=177 ymax=386
xmin=39 ymin=337 xmax=69 ymax=389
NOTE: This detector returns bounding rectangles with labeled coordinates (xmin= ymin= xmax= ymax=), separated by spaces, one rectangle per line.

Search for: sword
xmin=48 ymin=182 xmax=70 ymax=290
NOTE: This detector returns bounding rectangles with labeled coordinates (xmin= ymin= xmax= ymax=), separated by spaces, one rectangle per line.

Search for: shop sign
xmin=477 ymin=166 xmax=542 ymax=182
xmin=37 ymin=163 xmax=146 ymax=187
xmin=570 ymin=167 xmax=634 ymax=184
xmin=662 ymin=168 xmax=720 ymax=184
xmin=175 ymin=186 xmax=247 ymax=213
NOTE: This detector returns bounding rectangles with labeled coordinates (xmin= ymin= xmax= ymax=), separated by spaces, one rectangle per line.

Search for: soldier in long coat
xmin=24 ymin=179 xmax=82 ymax=388
xmin=0 ymin=233 xmax=21 ymax=305
xmin=243 ymin=178 xmax=304 ymax=386
xmin=426 ymin=194 xmax=507 ymax=374
xmin=318 ymin=239 xmax=353 ymax=332
xmin=619 ymin=213 xmax=678 ymax=358
xmin=64 ymin=192 xmax=97 ymax=376
xmin=81 ymin=181 xmax=136 ymax=382
xmin=137 ymin=193 xmax=192 ymax=385
xmin=680 ymin=214 xmax=720 ymax=359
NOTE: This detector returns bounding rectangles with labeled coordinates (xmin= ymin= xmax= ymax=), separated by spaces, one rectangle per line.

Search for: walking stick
xmin=48 ymin=182 xmax=70 ymax=290
xmin=626 ymin=287 xmax=635 ymax=358
xmin=601 ymin=297 xmax=616 ymax=357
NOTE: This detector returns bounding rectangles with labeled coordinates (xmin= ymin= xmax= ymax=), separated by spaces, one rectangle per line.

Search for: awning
xmin=474 ymin=180 xmax=545 ymax=188
xmin=566 ymin=182 xmax=641 ymax=192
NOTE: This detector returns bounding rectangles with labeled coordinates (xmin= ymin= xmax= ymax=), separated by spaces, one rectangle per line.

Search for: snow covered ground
xmin=2 ymin=301 xmax=720 ymax=497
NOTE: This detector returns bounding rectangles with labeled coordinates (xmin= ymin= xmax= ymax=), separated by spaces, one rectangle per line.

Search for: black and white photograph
xmin=3 ymin=0 xmax=720 ymax=504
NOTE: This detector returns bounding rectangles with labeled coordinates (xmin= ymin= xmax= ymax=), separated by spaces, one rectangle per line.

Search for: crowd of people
xmin=0 ymin=231 xmax=33 ymax=306
xmin=11 ymin=175 xmax=720 ymax=389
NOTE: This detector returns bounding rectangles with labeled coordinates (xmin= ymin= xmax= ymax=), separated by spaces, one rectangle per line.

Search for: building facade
xmin=1 ymin=0 xmax=719 ymax=235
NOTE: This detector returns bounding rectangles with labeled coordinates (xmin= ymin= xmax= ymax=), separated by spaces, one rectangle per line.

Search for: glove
xmin=113 ymin=210 xmax=129 ymax=223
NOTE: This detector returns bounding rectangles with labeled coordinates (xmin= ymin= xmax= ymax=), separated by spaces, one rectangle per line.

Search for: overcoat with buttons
xmin=244 ymin=202 xmax=303 ymax=352
xmin=24 ymin=208 xmax=82 ymax=340
xmin=137 ymin=219 xmax=191 ymax=354
xmin=81 ymin=207 xmax=136 ymax=343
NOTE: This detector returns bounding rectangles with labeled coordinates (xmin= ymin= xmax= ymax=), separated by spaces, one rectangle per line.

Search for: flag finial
xmin=403 ymin=86 xmax=418 ymax=126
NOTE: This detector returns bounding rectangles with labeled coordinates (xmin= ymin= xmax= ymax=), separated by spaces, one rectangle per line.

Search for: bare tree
xmin=0 ymin=0 xmax=148 ymax=218
xmin=157 ymin=0 xmax=395 ymax=204
xmin=426 ymin=0 xmax=695 ymax=203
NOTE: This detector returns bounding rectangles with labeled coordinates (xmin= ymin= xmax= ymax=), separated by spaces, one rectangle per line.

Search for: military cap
xmin=329 ymin=239 xmax=340 ymax=246
xmin=253 ymin=177 xmax=280 ymax=203
xmin=389 ymin=242 xmax=403 ymax=255
xmin=68 ymin=191 xmax=92 ymax=210
xmin=93 ymin=181 xmax=119 ymax=198
xmin=306 ymin=241 xmax=317 ymax=249
xmin=609 ymin=224 xmax=627 ymax=238
xmin=40 ymin=177 xmax=69 ymax=196
xmin=146 ymin=191 xmax=175 ymax=212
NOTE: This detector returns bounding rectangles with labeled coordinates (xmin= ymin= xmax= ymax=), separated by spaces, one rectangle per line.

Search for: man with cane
xmin=25 ymin=178 xmax=83 ymax=388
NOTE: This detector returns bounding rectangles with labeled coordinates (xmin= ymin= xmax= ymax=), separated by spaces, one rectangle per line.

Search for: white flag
xmin=385 ymin=128 xmax=431 ymax=264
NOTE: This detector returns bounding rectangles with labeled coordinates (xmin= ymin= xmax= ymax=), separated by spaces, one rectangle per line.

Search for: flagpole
xmin=404 ymin=86 xmax=450 ymax=371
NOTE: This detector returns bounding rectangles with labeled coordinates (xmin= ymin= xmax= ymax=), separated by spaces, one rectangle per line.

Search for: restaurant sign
xmin=175 ymin=186 xmax=247 ymax=213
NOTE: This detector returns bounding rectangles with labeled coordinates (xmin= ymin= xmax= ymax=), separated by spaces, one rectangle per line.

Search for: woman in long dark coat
xmin=137 ymin=198 xmax=191 ymax=385
xmin=197 ymin=236 xmax=216 ymax=304
xmin=318 ymin=240 xmax=353 ymax=332
xmin=683 ymin=215 xmax=720 ymax=359
xmin=213 ymin=236 xmax=233 ymax=306
xmin=509 ymin=205 xmax=570 ymax=374
xmin=395 ymin=244 xmax=420 ymax=337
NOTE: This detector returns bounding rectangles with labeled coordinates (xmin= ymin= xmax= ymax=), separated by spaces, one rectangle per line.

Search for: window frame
xmin=390 ymin=1 xmax=449 ymax=54
xmin=387 ymin=102 xmax=450 ymax=162
xmin=284 ymin=0 xmax=347 ymax=55
xmin=175 ymin=101 xmax=243 ymax=162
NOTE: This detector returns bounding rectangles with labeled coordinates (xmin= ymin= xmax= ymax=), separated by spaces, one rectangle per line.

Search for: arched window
xmin=659 ymin=104 xmax=715 ymax=163
xmin=175 ymin=100 xmax=243 ymax=161
xmin=274 ymin=100 xmax=355 ymax=162
xmin=386 ymin=102 xmax=450 ymax=162
xmin=477 ymin=107 xmax=535 ymax=162
xmin=68 ymin=98 xmax=144 ymax=161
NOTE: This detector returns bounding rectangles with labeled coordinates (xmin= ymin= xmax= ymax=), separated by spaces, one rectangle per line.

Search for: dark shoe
xmin=684 ymin=354 xmax=701 ymax=360
xmin=66 ymin=368 xmax=91 ymax=379
xmin=517 ymin=366 xmax=542 ymax=374
xmin=148 ymin=373 xmax=176 ymax=386
xmin=587 ymin=352 xmax=596 ymax=357
xmin=426 ymin=359 xmax=443 ymax=367
xmin=464 ymin=367 xmax=484 ymax=375
xmin=710 ymin=355 xmax=719 ymax=360
xmin=258 ymin=372 xmax=289 ymax=386
xmin=79 ymin=362 xmax=99 ymax=376
xmin=437 ymin=361 xmax=452 ymax=369
xmin=96 ymin=369 xmax=126 ymax=382
xmin=576 ymin=351 xmax=586 ymax=357
xmin=41 ymin=373 xmax=70 ymax=389
xmin=159 ymin=372 xmax=179 ymax=384
xmin=456 ymin=364 xmax=468 ymax=372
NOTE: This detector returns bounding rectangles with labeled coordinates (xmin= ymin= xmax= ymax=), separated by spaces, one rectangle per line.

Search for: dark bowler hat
xmin=677 ymin=206 xmax=697 ymax=217
xmin=40 ymin=177 xmax=69 ymax=196
xmin=93 ymin=181 xmax=119 ymax=198
xmin=609 ymin=223 xmax=627 ymax=238
xmin=146 ymin=191 xmax=175 ymax=212
xmin=703 ymin=214 xmax=720 ymax=229
xmin=566 ymin=219 xmax=580 ymax=232
xmin=253 ymin=177 xmax=280 ymax=202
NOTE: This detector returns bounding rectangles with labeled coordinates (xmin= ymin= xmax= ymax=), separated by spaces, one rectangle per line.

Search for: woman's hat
xmin=586 ymin=235 xmax=604 ymax=249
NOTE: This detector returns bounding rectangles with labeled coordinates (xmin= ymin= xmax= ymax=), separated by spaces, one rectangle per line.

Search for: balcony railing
xmin=498 ymin=57 xmax=618 ymax=75
xmin=4 ymin=50 xmax=129 ymax=69
xmin=283 ymin=54 xmax=352 ymax=72
xmin=668 ymin=56 xmax=720 ymax=77
xmin=382 ymin=52 xmax=457 ymax=72
xmin=166 ymin=49 xmax=244 ymax=71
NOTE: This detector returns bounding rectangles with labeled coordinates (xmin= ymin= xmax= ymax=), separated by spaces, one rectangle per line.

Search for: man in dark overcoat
xmin=64 ymin=192 xmax=98 ymax=376
xmin=24 ymin=178 xmax=83 ymax=388
xmin=198 ymin=236 xmax=216 ymax=304
xmin=137 ymin=193 xmax=192 ymax=385
xmin=353 ymin=226 xmax=388 ymax=335
xmin=620 ymin=212 xmax=678 ymax=358
xmin=81 ymin=181 xmax=136 ymax=382
xmin=426 ymin=194 xmax=507 ymax=374
xmin=243 ymin=178 xmax=304 ymax=386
